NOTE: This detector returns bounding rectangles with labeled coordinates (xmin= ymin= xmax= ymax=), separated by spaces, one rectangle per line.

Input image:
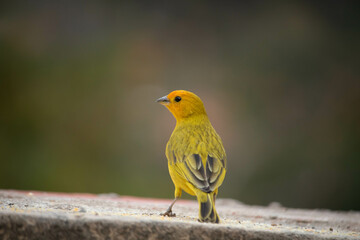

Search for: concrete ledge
xmin=0 ymin=190 xmax=359 ymax=239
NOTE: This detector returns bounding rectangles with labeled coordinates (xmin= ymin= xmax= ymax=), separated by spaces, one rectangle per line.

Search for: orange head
xmin=156 ymin=90 xmax=207 ymax=121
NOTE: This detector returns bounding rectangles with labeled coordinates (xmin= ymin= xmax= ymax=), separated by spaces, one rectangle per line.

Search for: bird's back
xmin=166 ymin=119 xmax=226 ymax=195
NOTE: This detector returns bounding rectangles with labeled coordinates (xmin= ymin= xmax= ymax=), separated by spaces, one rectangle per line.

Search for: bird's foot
xmin=161 ymin=209 xmax=176 ymax=217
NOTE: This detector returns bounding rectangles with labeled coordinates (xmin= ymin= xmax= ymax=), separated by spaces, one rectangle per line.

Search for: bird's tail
xmin=196 ymin=191 xmax=219 ymax=223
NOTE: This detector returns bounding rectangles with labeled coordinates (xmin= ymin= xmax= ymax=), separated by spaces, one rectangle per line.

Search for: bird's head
xmin=156 ymin=90 xmax=207 ymax=121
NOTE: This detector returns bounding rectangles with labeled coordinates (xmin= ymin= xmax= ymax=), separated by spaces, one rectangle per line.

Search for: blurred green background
xmin=1 ymin=1 xmax=359 ymax=211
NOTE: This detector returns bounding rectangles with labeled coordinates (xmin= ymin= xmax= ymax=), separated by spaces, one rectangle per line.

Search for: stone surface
xmin=0 ymin=190 xmax=359 ymax=239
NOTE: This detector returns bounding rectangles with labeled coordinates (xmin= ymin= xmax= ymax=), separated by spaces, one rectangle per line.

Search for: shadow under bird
xmin=156 ymin=90 xmax=227 ymax=223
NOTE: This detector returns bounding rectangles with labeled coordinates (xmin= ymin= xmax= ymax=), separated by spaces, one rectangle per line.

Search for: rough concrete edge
xmin=0 ymin=211 xmax=350 ymax=240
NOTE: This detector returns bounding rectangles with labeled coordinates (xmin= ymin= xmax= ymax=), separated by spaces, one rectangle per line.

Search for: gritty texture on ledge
xmin=0 ymin=190 xmax=359 ymax=240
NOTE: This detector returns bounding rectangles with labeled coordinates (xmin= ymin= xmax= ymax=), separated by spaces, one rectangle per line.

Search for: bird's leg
xmin=161 ymin=198 xmax=178 ymax=217
xmin=213 ymin=188 xmax=218 ymax=204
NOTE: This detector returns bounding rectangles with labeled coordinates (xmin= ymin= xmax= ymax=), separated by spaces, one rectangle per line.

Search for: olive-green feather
xmin=167 ymin=121 xmax=226 ymax=194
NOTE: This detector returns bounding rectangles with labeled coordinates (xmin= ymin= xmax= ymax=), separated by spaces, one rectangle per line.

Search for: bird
xmin=156 ymin=90 xmax=226 ymax=223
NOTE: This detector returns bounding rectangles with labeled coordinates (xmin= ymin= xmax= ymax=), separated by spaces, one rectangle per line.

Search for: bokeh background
xmin=1 ymin=1 xmax=359 ymax=211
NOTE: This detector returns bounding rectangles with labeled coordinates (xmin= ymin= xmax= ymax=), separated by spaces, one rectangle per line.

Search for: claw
xmin=161 ymin=210 xmax=176 ymax=217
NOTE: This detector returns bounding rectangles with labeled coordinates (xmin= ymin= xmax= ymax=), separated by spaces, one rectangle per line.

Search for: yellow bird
xmin=156 ymin=90 xmax=226 ymax=223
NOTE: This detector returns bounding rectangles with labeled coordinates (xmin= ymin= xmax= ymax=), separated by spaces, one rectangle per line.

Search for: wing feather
xmin=166 ymin=124 xmax=227 ymax=194
xmin=172 ymin=153 xmax=225 ymax=193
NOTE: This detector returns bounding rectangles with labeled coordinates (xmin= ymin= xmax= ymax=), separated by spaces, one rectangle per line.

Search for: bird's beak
xmin=156 ymin=95 xmax=170 ymax=105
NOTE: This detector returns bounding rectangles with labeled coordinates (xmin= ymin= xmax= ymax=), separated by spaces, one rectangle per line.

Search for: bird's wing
xmin=167 ymin=143 xmax=226 ymax=193
xmin=182 ymin=153 xmax=226 ymax=193
xmin=166 ymin=124 xmax=226 ymax=193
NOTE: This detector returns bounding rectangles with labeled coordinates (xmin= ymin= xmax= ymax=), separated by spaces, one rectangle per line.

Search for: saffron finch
xmin=156 ymin=90 xmax=226 ymax=223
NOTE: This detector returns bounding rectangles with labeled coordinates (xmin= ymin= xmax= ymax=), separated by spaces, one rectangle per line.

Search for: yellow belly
xmin=168 ymin=162 xmax=196 ymax=196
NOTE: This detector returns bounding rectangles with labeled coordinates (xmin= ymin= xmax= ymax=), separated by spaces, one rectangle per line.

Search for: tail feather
xmin=197 ymin=192 xmax=219 ymax=223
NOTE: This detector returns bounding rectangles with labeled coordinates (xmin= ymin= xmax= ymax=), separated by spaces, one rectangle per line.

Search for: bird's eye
xmin=174 ymin=96 xmax=182 ymax=102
